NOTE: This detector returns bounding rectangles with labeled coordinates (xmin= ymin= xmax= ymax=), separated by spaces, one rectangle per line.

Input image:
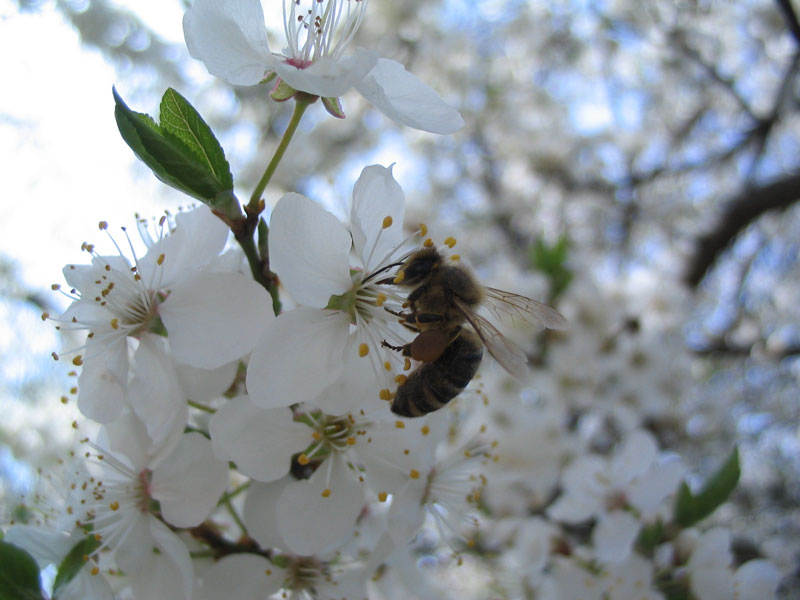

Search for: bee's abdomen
xmin=391 ymin=331 xmax=483 ymax=418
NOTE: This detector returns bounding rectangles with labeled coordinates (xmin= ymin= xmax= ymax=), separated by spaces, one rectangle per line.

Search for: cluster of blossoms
xmin=2 ymin=1 xmax=787 ymax=599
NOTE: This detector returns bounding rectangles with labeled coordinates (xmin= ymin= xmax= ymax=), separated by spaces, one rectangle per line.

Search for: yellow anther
xmin=321 ymin=488 xmax=332 ymax=498
xmin=265 ymin=569 xmax=272 ymax=576
xmin=312 ymin=432 xmax=322 ymax=441
xmin=346 ymin=437 xmax=357 ymax=445
xmin=82 ymin=554 xmax=89 ymax=563
xmin=384 ymin=361 xmax=392 ymax=371
xmin=72 ymin=355 xmax=83 ymax=366
xmin=157 ymin=253 xmax=166 ymax=266
xmin=378 ymin=491 xmax=388 ymax=502
xmin=409 ymin=469 xmax=420 ymax=479
xmin=419 ymin=223 xmax=428 ymax=236
xmin=423 ymin=238 xmax=434 ymax=248
xmin=297 ymin=454 xmax=310 ymax=466
xmin=403 ymin=358 xmax=412 ymax=371
xmin=464 ymin=450 xmax=472 ymax=458
xmin=109 ymin=501 xmax=120 ymax=511
xmin=94 ymin=533 xmax=102 ymax=541
xmin=375 ymin=293 xmax=387 ymax=307
xmin=444 ymin=236 xmax=457 ymax=248
xmin=394 ymin=374 xmax=408 ymax=385
xmin=98 ymin=221 xmax=108 ymax=230
xmin=61 ymin=396 xmax=68 ymax=404
xmin=359 ymin=343 xmax=369 ymax=357
xmin=41 ymin=312 xmax=49 ymax=321
xmin=72 ymin=421 xmax=78 ymax=429
xmin=421 ymin=425 xmax=430 ymax=435
xmin=395 ymin=420 xmax=405 ymax=429
xmin=382 ymin=216 xmax=393 ymax=229
xmin=379 ymin=388 xmax=391 ymax=401
xmin=457 ymin=556 xmax=464 ymax=566
xmin=450 ymin=254 xmax=461 ymax=262
xmin=70 ymin=387 xmax=77 ymax=394
xmin=91 ymin=566 xmax=100 ymax=576
xmin=467 ymin=539 xmax=476 ymax=548
xmin=110 ymin=318 xmax=119 ymax=330
xmin=51 ymin=283 xmax=61 ymax=290
xmin=393 ymin=270 xmax=405 ymax=284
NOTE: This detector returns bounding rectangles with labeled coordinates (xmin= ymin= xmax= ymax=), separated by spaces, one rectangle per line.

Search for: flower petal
xmin=160 ymin=270 xmax=272 ymax=369
xmin=152 ymin=433 xmax=230 ymax=528
xmin=195 ymin=554 xmax=284 ymax=600
xmin=274 ymin=49 xmax=378 ymax=98
xmin=128 ymin=336 xmax=188 ymax=449
xmin=247 ymin=307 xmax=350 ymax=408
xmin=183 ymin=0 xmax=274 ymax=86
xmin=243 ymin=479 xmax=292 ymax=550
xmin=276 ymin=454 xmax=365 ymax=556
xmin=350 ymin=164 xmax=406 ymax=272
xmin=209 ymin=397 xmax=309 ymax=481
xmin=592 ymin=510 xmax=640 ymax=563
xmin=268 ymin=193 xmax=353 ymax=307
xmin=355 ymin=58 xmax=464 ymax=134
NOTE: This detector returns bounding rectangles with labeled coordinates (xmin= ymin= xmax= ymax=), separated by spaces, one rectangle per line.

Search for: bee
xmin=380 ymin=247 xmax=568 ymax=417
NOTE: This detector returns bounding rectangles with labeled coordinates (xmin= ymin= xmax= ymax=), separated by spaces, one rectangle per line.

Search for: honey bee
xmin=380 ymin=247 xmax=568 ymax=417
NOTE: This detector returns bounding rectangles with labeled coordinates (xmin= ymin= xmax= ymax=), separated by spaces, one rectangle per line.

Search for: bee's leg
xmin=381 ymin=340 xmax=410 ymax=353
xmin=383 ymin=307 xmax=413 ymax=320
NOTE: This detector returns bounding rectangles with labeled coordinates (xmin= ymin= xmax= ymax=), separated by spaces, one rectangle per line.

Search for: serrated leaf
xmin=674 ymin=447 xmax=740 ymax=527
xmin=159 ymin=88 xmax=233 ymax=190
xmin=113 ymin=87 xmax=234 ymax=206
xmin=52 ymin=536 xmax=101 ymax=599
xmin=0 ymin=541 xmax=43 ymax=600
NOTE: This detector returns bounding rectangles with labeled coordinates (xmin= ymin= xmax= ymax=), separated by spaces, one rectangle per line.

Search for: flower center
xmin=283 ymin=0 xmax=368 ymax=63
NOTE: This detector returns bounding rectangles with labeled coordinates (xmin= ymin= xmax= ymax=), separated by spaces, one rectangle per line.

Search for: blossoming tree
xmin=1 ymin=0 xmax=795 ymax=599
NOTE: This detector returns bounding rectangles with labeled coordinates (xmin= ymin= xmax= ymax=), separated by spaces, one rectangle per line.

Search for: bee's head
xmin=396 ymin=248 xmax=443 ymax=286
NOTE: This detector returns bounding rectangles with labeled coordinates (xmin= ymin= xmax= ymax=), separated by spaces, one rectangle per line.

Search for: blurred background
xmin=1 ymin=0 xmax=799 ymax=593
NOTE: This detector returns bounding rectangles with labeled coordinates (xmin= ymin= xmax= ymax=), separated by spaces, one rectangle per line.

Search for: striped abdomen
xmin=391 ymin=328 xmax=483 ymax=417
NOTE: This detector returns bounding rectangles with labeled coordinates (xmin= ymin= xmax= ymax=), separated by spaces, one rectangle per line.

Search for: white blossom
xmin=183 ymin=0 xmax=464 ymax=133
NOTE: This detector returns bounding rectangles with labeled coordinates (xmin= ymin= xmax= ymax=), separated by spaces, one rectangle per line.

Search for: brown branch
xmin=685 ymin=172 xmax=800 ymax=287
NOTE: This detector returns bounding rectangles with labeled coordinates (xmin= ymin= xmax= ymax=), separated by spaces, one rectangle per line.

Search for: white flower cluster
xmin=2 ymin=1 xmax=786 ymax=599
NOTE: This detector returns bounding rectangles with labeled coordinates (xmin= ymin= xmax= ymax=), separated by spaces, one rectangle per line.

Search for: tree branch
xmin=685 ymin=172 xmax=800 ymax=287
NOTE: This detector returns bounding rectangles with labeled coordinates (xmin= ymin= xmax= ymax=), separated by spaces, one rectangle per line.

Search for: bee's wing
xmin=484 ymin=287 xmax=569 ymax=331
xmin=454 ymin=298 xmax=530 ymax=379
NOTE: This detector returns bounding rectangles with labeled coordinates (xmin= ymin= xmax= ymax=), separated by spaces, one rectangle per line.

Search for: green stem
xmin=237 ymin=231 xmax=281 ymax=315
xmin=247 ymin=98 xmax=311 ymax=212
xmin=187 ymin=400 xmax=216 ymax=414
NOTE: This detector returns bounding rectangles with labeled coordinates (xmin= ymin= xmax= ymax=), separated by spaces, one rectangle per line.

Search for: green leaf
xmin=636 ymin=519 xmax=664 ymax=554
xmin=52 ymin=536 xmax=101 ymax=600
xmin=113 ymin=87 xmax=234 ymax=207
xmin=159 ymin=88 xmax=233 ymax=190
xmin=0 ymin=541 xmax=43 ymax=600
xmin=674 ymin=447 xmax=740 ymax=528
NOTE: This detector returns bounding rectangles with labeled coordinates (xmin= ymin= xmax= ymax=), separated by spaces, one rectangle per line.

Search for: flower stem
xmin=247 ymin=97 xmax=312 ymax=212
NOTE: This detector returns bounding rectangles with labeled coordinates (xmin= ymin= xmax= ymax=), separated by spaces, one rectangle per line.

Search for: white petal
xmin=268 ymin=193 xmax=353 ymax=307
xmin=139 ymin=206 xmax=229 ymax=287
xmin=628 ymin=458 xmax=685 ymax=515
xmin=243 ymin=479 xmax=292 ymax=550
xmin=209 ymin=397 xmax=309 ymax=481
xmin=246 ymin=308 xmax=350 ymax=408
xmin=76 ymin=339 xmax=128 ymax=423
xmin=733 ymin=560 xmax=780 ymax=600
xmin=183 ymin=0 xmax=274 ymax=86
xmin=592 ymin=511 xmax=640 ymax=563
xmin=59 ymin=568 xmax=114 ymax=600
xmin=609 ymin=430 xmax=658 ymax=485
xmin=130 ymin=518 xmax=193 ymax=600
xmin=274 ymin=49 xmax=378 ymax=98
xmin=276 ymin=454 xmax=365 ymax=556
xmin=195 ymin=554 xmax=284 ymax=600
xmin=174 ymin=359 xmax=238 ymax=404
xmin=350 ymin=164 xmax=406 ymax=272
xmin=128 ymin=336 xmax=188 ymax=450
xmin=3 ymin=526 xmax=73 ymax=567
xmin=355 ymin=58 xmax=465 ymax=134
xmin=160 ymin=270 xmax=272 ymax=369
xmin=151 ymin=433 xmax=230 ymax=527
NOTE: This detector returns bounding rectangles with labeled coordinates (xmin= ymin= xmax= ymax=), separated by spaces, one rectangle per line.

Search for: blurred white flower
xmin=183 ymin=0 xmax=464 ymax=133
